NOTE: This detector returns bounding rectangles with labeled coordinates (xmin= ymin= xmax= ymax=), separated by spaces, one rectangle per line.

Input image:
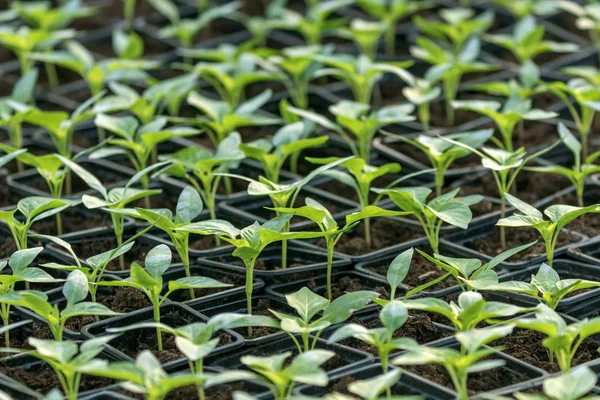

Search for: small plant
xmin=416 ymin=241 xmax=536 ymax=291
xmin=57 ymin=156 xmax=162 ymax=267
xmin=29 ymin=40 xmax=159 ymax=97
xmin=272 ymin=198 xmax=408 ymax=299
xmin=414 ymin=8 xmax=494 ymax=55
xmin=159 ymin=132 xmax=244 ymax=223
xmin=10 ymin=0 xmax=98 ymax=31
xmin=410 ymin=37 xmax=498 ymax=126
xmin=472 ymin=61 xmax=547 ymax=101
xmin=491 ymin=0 xmax=560 ymax=19
xmin=278 ymin=0 xmax=354 ymax=45
xmin=24 ymin=93 xmax=103 ymax=160
xmin=107 ymin=313 xmax=279 ymax=399
xmin=337 ymin=19 xmax=386 ymax=61
xmin=400 ymin=71 xmax=441 ymax=134
xmin=485 ymin=16 xmax=578 ymax=65
xmin=444 ymin=138 xmax=560 ymax=250
xmin=0 ymin=248 xmax=62 ymax=346
xmin=112 ymin=28 xmax=146 ymax=60
xmin=271 ymin=286 xmax=379 ymax=352
xmin=0 ymin=196 xmax=77 ymax=250
xmin=0 ymin=26 xmax=74 ymax=76
xmin=0 ymin=270 xmax=119 ymax=340
xmin=382 ymin=128 xmax=493 ymax=195
xmin=507 ymin=304 xmax=600 ymax=372
xmin=328 ymin=300 xmax=416 ymax=372
xmin=0 ymin=336 xmax=114 ymax=400
xmin=451 ymin=94 xmax=558 ymax=152
xmin=0 ymin=68 xmax=38 ymax=170
xmin=111 ymin=186 xmax=213 ymax=287
xmin=240 ymin=123 xmax=324 ymax=182
xmin=179 ymin=214 xmax=323 ymax=324
xmin=474 ymin=262 xmax=600 ymax=310
xmin=91 ymin=114 xmax=199 ymax=202
xmin=149 ymin=0 xmax=241 ymax=56
xmin=238 ymin=350 xmax=335 ymax=400
xmin=559 ymin=2 xmax=600 ymax=63
xmin=509 ymin=365 xmax=598 ymax=400
xmin=183 ymin=46 xmax=281 ymax=108
xmin=309 ymin=53 xmax=413 ymax=105
xmin=496 ymin=193 xmax=600 ymax=265
xmin=546 ymin=74 xmax=600 ymax=160
xmin=526 ymin=123 xmax=600 ymax=207
xmin=402 ymin=291 xmax=528 ymax=331
xmin=289 ymin=101 xmax=414 ymax=162
xmin=357 ymin=0 xmax=434 ymax=57
xmin=81 ymin=350 xmax=248 ymax=400
xmin=100 ymin=244 xmax=230 ymax=350
xmin=393 ymin=325 xmax=515 ymax=400
xmin=260 ymin=45 xmax=330 ymax=109
xmin=184 ymin=89 xmax=280 ymax=147
xmin=373 ymin=187 xmax=482 ymax=253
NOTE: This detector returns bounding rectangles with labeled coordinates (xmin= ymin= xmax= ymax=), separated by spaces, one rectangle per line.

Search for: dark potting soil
xmin=366 ymin=247 xmax=457 ymax=292
xmin=109 ymin=308 xmax=234 ymax=364
xmin=33 ymin=211 xmax=111 ymax=236
xmin=317 ymin=218 xmax=421 ymax=256
xmin=404 ymin=361 xmax=525 ymax=395
xmin=0 ymin=362 xmax=113 ymax=395
xmin=495 ymin=329 xmax=600 ymax=373
xmin=232 ymin=298 xmax=282 ymax=339
xmin=339 ymin=314 xmax=450 ymax=355
xmin=0 ymin=184 xmax=20 ymax=207
xmin=327 ymin=276 xmax=389 ymax=300
xmin=466 ymin=228 xmax=580 ymax=262
xmin=0 ymin=236 xmax=17 ymax=259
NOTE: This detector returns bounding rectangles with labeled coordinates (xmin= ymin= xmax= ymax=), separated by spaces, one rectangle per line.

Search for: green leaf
xmin=63 ymin=270 xmax=88 ymax=306
xmin=168 ymin=276 xmax=232 ymax=291
xmin=321 ymin=291 xmax=379 ymax=324
xmin=176 ymin=186 xmax=203 ymax=224
xmin=386 ymin=248 xmax=413 ymax=290
xmin=286 ymin=287 xmax=329 ymax=323
xmin=145 ymin=244 xmax=171 ymax=279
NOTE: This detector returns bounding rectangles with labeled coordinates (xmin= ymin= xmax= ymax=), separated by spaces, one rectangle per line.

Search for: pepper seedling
xmin=509 ymin=365 xmax=598 ymax=400
xmin=545 ymin=73 xmax=600 ymax=160
xmin=410 ymin=37 xmax=498 ymax=126
xmin=107 ymin=313 xmax=279 ymax=399
xmin=356 ymin=0 xmax=434 ymax=57
xmin=99 ymin=244 xmax=231 ymax=350
xmin=272 ymin=198 xmax=409 ymax=299
xmin=451 ymin=94 xmax=558 ymax=152
xmin=0 ymin=270 xmax=119 ymax=341
xmin=373 ymin=187 xmax=483 ymax=253
xmin=183 ymin=89 xmax=280 ymax=147
xmin=473 ymin=262 xmax=600 ymax=310
xmin=240 ymin=122 xmax=324 ymax=182
xmin=0 ymin=336 xmax=114 ymax=400
xmin=400 ymin=71 xmax=441 ymax=134
xmin=277 ymin=0 xmax=354 ymax=45
xmin=288 ymin=101 xmax=415 ymax=162
xmin=112 ymin=28 xmax=146 ymax=60
xmin=505 ymin=304 xmax=600 ymax=373
xmin=558 ymin=1 xmax=600 ymax=64
xmin=237 ymin=350 xmax=335 ymax=400
xmin=149 ymin=0 xmax=241 ymax=57
xmin=472 ymin=61 xmax=547 ymax=101
xmin=0 ymin=247 xmax=62 ymax=347
xmin=497 ymin=193 xmax=600 ymax=265
xmin=382 ymin=128 xmax=493 ymax=195
xmin=393 ymin=325 xmax=515 ymax=400
xmin=485 ymin=16 xmax=578 ymax=65
xmin=0 ymin=196 xmax=78 ymax=250
xmin=29 ymin=40 xmax=160 ymax=98
xmin=491 ymin=0 xmax=560 ymax=19
xmin=402 ymin=291 xmax=528 ymax=332
xmin=308 ymin=53 xmax=413 ymax=105
xmin=270 ymin=286 xmax=379 ymax=352
xmin=416 ymin=241 xmax=536 ymax=292
xmin=0 ymin=26 xmax=74 ymax=76
xmin=178 ymin=214 xmax=325 ymax=328
xmin=0 ymin=68 xmax=38 ymax=171
xmin=443 ymin=137 xmax=561 ymax=250
xmin=57 ymin=156 xmax=163 ymax=268
xmin=526 ymin=123 xmax=600 ymax=207
xmin=328 ymin=301 xmax=417 ymax=373
xmin=91 ymin=114 xmax=199 ymax=204
xmin=337 ymin=19 xmax=387 ymax=61
xmin=80 ymin=350 xmax=253 ymax=400
xmin=158 ymin=132 xmax=244 ymax=225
